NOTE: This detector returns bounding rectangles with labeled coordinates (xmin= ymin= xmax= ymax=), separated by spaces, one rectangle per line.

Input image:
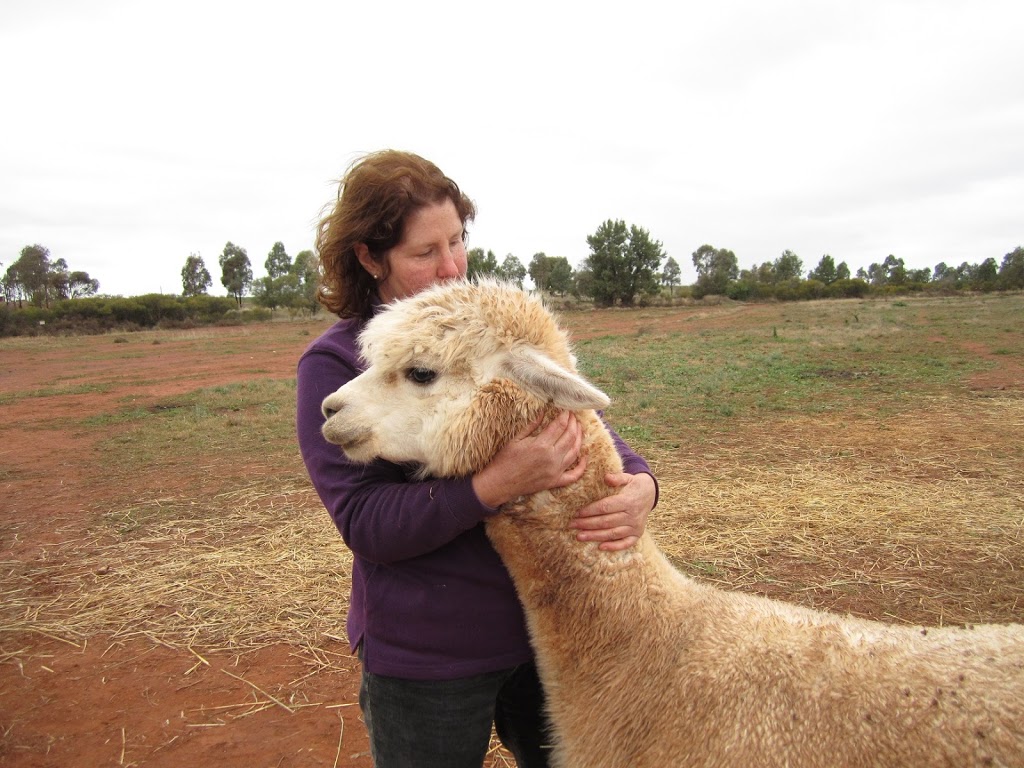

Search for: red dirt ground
xmin=2 ymin=322 xmax=377 ymax=768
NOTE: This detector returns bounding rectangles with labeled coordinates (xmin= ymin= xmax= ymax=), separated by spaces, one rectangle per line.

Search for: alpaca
xmin=320 ymin=279 xmax=1024 ymax=768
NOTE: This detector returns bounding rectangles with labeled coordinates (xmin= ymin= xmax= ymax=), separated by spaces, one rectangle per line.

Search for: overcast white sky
xmin=3 ymin=0 xmax=1022 ymax=297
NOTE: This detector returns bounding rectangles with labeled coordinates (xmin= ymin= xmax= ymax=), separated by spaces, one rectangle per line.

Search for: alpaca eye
xmin=407 ymin=367 xmax=437 ymax=385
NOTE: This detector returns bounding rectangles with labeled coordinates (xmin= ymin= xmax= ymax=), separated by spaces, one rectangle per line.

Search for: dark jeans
xmin=358 ymin=658 xmax=553 ymax=768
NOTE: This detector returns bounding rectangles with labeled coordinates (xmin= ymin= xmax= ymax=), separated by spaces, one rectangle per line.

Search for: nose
xmin=321 ymin=394 xmax=342 ymax=420
xmin=437 ymin=245 xmax=462 ymax=279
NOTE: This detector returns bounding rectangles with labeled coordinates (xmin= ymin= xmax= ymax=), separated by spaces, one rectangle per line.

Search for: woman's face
xmin=360 ymin=198 xmax=468 ymax=303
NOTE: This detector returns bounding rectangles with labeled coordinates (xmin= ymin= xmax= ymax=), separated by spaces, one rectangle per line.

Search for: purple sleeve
xmin=296 ymin=344 xmax=496 ymax=565
xmin=605 ymin=420 xmax=660 ymax=509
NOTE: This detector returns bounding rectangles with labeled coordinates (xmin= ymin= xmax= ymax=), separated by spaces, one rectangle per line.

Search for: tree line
xmin=691 ymin=245 xmax=1024 ymax=300
xmin=2 ymin=245 xmax=100 ymax=307
xmin=181 ymin=241 xmax=320 ymax=315
xmin=4 ymin=227 xmax=1023 ymax=336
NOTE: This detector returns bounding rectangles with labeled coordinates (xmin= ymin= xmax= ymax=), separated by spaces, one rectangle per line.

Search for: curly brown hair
xmin=315 ymin=150 xmax=477 ymax=319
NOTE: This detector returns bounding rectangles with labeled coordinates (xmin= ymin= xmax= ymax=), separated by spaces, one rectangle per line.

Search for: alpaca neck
xmin=484 ymin=415 xmax=676 ymax=644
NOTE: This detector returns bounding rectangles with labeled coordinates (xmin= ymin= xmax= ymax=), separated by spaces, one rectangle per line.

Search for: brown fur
xmin=321 ymin=280 xmax=1024 ymax=768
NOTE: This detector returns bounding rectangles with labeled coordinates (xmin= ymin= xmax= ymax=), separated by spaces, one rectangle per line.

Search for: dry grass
xmin=3 ymin=398 xmax=1020 ymax=681
xmin=648 ymin=394 xmax=1024 ymax=626
xmin=1 ymin=481 xmax=351 ymax=660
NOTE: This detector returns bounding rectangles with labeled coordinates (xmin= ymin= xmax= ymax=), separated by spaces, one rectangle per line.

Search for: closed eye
xmin=407 ymin=367 xmax=437 ymax=385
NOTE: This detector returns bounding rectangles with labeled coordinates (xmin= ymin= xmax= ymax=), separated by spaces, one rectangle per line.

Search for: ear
xmin=354 ymin=243 xmax=379 ymax=278
xmin=501 ymin=347 xmax=610 ymax=411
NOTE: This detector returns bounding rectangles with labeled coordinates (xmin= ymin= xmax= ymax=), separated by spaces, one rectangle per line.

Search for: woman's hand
xmin=570 ymin=471 xmax=656 ymax=551
xmin=472 ymin=411 xmax=586 ymax=509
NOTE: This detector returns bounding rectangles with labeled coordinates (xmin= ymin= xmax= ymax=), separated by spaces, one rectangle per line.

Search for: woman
xmin=296 ymin=150 xmax=657 ymax=768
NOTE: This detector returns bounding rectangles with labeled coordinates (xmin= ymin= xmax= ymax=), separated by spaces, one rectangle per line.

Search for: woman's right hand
xmin=472 ymin=411 xmax=587 ymax=509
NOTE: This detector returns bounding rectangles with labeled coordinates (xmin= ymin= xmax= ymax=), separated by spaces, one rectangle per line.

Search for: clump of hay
xmin=1 ymin=480 xmax=352 ymax=657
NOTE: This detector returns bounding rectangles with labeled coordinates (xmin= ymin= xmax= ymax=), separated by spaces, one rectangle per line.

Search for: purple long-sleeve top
xmin=296 ymin=314 xmax=656 ymax=680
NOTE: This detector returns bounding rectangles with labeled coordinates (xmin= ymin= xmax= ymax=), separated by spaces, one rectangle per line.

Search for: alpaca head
xmin=320 ymin=280 xmax=610 ymax=478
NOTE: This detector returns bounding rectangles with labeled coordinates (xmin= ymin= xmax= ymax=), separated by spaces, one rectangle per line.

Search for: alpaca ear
xmin=501 ymin=347 xmax=611 ymax=411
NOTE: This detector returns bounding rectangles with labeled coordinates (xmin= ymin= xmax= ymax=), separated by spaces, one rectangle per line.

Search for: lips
xmin=338 ymin=435 xmax=371 ymax=455
xmin=321 ymin=421 xmax=374 ymax=460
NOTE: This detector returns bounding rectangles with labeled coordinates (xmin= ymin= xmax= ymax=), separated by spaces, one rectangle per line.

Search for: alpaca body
xmin=488 ymin=425 xmax=1024 ymax=767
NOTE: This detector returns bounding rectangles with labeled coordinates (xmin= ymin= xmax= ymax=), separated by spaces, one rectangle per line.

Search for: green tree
xmin=692 ymin=243 xmax=738 ymax=298
xmin=529 ymin=253 xmax=574 ymax=295
xmin=625 ymin=224 xmax=665 ymax=302
xmin=467 ymin=248 xmax=499 ymax=280
xmin=884 ymin=255 xmax=907 ymax=286
xmin=7 ymin=245 xmax=52 ymax=306
xmin=181 ymin=253 xmax=213 ymax=297
xmin=572 ymin=267 xmax=594 ymax=299
xmin=661 ymin=256 xmax=681 ymax=296
xmin=808 ymin=254 xmax=837 ymax=284
xmin=496 ymin=253 xmax=527 ymax=288
xmin=4 ymin=245 xmax=98 ymax=306
xmin=757 ymin=262 xmax=775 ymax=283
xmin=219 ymin=242 xmax=253 ymax=308
xmin=253 ymin=242 xmax=295 ymax=312
xmin=998 ymin=246 xmax=1024 ymax=289
xmin=44 ymin=257 xmax=97 ymax=301
xmin=289 ymin=249 xmax=322 ymax=314
xmin=528 ymin=252 xmax=553 ymax=291
xmin=774 ymin=250 xmax=803 ymax=282
xmin=865 ymin=260 xmax=892 ymax=286
xmin=547 ymin=257 xmax=573 ymax=296
xmin=252 ymin=275 xmax=284 ymax=312
xmin=584 ymin=220 xmax=627 ymax=305
xmin=62 ymin=270 xmax=100 ymax=299
xmin=584 ymin=220 xmax=665 ymax=306
xmin=48 ymin=258 xmax=71 ymax=300
xmin=954 ymin=262 xmax=974 ymax=288
xmin=741 ymin=262 xmax=774 ymax=284
xmin=265 ymin=241 xmax=291 ymax=279
xmin=933 ymin=262 xmax=955 ymax=284
xmin=906 ymin=267 xmax=931 ymax=283
xmin=973 ymin=257 xmax=999 ymax=290
xmin=1 ymin=264 xmax=15 ymax=304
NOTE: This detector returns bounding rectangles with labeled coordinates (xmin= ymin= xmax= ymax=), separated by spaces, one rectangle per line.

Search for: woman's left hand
xmin=570 ymin=472 xmax=656 ymax=551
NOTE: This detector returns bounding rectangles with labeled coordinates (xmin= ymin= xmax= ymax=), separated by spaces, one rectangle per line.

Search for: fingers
xmin=597 ymin=535 xmax=641 ymax=552
xmin=599 ymin=472 xmax=633 ymax=490
xmin=570 ymin=471 xmax=652 ymax=551
xmin=515 ymin=410 xmax=549 ymax=440
xmin=571 ymin=513 xmax=636 ymax=550
xmin=571 ymin=508 xmax=627 ymax=529
xmin=537 ymin=411 xmax=582 ymax=471
xmin=572 ymin=474 xmax=633 ymax=521
xmin=556 ymin=449 xmax=587 ymax=487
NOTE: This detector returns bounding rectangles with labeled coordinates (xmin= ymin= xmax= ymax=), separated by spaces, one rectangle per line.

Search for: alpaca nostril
xmin=322 ymin=405 xmax=337 ymax=419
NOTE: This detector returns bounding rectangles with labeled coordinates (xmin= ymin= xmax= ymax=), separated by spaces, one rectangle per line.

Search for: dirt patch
xmin=2 ymin=322 xmax=376 ymax=767
xmin=959 ymin=339 xmax=1024 ymax=391
xmin=2 ymin=637 xmax=370 ymax=768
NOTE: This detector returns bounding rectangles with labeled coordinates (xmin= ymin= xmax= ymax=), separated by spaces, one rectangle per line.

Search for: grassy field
xmin=1 ymin=292 xmax=1022 ymax=766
